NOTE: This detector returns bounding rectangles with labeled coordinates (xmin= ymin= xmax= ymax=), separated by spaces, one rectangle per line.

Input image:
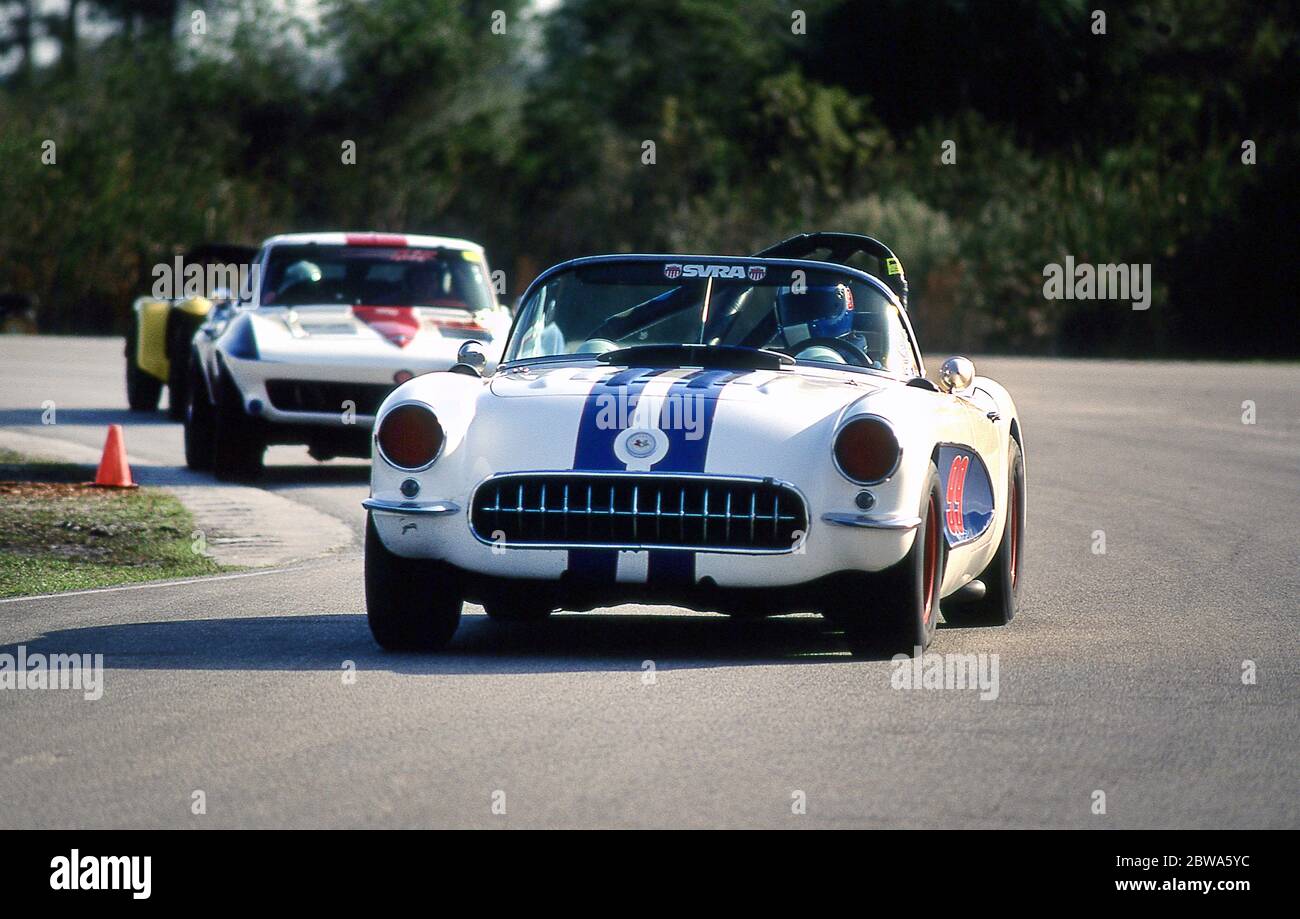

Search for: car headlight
xmin=376 ymin=403 xmax=444 ymax=470
xmin=833 ymin=416 xmax=901 ymax=484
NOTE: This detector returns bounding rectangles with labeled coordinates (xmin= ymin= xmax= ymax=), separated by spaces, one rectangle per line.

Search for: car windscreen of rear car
xmin=260 ymin=245 xmax=493 ymax=312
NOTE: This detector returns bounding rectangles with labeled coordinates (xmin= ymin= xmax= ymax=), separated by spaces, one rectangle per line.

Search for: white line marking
xmin=0 ymin=560 xmax=345 ymax=605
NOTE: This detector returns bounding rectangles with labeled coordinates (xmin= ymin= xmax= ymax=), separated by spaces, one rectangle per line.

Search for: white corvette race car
xmin=183 ymin=232 xmax=511 ymax=480
xmin=363 ymin=233 xmax=1025 ymax=655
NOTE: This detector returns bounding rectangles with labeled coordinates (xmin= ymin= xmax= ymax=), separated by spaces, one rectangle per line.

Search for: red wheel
xmin=922 ymin=492 xmax=941 ymax=626
xmin=1008 ymin=477 xmax=1020 ymax=591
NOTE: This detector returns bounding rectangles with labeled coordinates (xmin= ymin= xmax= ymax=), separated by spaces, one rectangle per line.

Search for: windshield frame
xmin=502 ymin=254 xmax=925 ymax=380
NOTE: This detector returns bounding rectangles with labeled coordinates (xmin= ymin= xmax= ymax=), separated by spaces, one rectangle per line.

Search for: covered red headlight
xmin=376 ymin=404 xmax=444 ymax=469
xmin=833 ymin=416 xmax=901 ymax=484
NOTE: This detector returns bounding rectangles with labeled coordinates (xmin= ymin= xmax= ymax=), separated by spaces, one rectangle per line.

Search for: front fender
xmin=832 ymin=386 xmax=957 ymax=524
xmin=370 ymin=370 xmax=493 ymax=500
xmin=970 ymin=374 xmax=1026 ymax=509
xmin=132 ymin=297 xmax=171 ymax=382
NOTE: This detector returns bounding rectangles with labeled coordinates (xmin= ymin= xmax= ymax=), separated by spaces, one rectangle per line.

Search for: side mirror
xmin=937 ymin=356 xmax=975 ymax=393
xmin=454 ymin=340 xmax=488 ymax=376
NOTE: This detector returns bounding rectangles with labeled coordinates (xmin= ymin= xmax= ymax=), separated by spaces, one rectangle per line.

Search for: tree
xmin=0 ymin=0 xmax=37 ymax=84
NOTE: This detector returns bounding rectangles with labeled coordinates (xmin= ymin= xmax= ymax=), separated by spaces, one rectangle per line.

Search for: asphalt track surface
xmin=1 ymin=336 xmax=1296 ymax=828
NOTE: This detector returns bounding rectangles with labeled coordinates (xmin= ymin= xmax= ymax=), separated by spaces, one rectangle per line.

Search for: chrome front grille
xmin=469 ymin=473 xmax=807 ymax=553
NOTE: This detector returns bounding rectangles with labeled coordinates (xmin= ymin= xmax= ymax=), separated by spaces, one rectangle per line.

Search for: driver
xmin=276 ymin=260 xmax=322 ymax=297
xmin=775 ymin=283 xmax=860 ymax=353
xmin=774 ymin=283 xmax=891 ymax=368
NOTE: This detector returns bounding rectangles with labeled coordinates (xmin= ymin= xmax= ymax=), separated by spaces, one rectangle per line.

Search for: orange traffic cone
xmin=93 ymin=424 xmax=137 ymax=488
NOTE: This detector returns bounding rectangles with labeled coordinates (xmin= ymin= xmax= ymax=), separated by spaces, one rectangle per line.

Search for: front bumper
xmin=363 ymin=498 xmax=460 ymax=517
xmin=365 ymin=491 xmax=918 ymax=590
xmin=224 ymin=354 xmax=425 ymax=428
xmin=821 ymin=512 xmax=923 ymax=530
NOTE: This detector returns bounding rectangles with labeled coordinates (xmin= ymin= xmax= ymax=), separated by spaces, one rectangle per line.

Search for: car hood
xmin=389 ymin=364 xmax=891 ymax=488
xmin=244 ymin=305 xmax=510 ymax=365
xmin=489 ymin=362 xmax=879 ymax=405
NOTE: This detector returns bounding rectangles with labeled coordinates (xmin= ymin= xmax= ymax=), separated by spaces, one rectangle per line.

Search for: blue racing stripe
xmin=567 ymin=368 xmax=671 ymax=582
xmin=646 ymin=370 xmax=744 ymax=585
xmin=652 ymin=369 xmax=737 ymax=474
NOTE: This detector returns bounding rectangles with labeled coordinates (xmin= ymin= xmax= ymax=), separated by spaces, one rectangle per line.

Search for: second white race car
xmin=183 ymin=231 xmax=511 ymax=479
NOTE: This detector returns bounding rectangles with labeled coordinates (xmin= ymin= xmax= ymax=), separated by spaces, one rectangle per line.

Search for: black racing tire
xmin=945 ymin=438 xmax=1024 ymax=627
xmin=183 ymin=356 xmax=216 ymax=472
xmin=211 ymin=365 xmax=264 ymax=481
xmin=828 ymin=461 xmax=945 ymax=657
xmin=125 ymin=314 xmax=163 ymax=412
xmin=365 ymin=515 xmax=463 ymax=651
xmin=482 ymin=599 xmax=555 ymax=622
xmin=166 ymin=312 xmax=205 ymax=420
xmin=166 ymin=335 xmax=189 ymax=421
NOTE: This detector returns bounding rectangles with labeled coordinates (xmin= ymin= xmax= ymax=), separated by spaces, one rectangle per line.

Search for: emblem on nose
xmin=614 ymin=427 xmax=669 ymax=470
xmin=626 ymin=432 xmax=656 ymax=457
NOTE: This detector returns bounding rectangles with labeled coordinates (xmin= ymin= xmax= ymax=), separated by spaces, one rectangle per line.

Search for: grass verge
xmin=0 ymin=449 xmax=225 ymax=598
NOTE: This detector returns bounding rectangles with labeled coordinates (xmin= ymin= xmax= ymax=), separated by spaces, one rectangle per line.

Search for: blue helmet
xmin=776 ymin=284 xmax=856 ymax=339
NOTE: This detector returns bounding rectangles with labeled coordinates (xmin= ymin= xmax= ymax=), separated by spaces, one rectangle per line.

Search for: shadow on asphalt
xmin=118 ymin=464 xmax=371 ymax=487
xmin=138 ymin=466 xmax=370 ymax=487
xmin=0 ymin=408 xmax=176 ymax=427
xmin=258 ymin=465 xmax=370 ymax=485
xmin=0 ymin=612 xmax=911 ymax=673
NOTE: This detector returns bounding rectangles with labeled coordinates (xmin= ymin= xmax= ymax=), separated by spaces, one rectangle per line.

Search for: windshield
xmin=506 ymin=260 xmax=917 ymax=374
xmin=260 ymin=244 xmax=494 ymax=312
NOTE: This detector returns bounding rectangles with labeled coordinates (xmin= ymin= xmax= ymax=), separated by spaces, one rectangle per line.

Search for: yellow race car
xmin=125 ymin=243 xmax=257 ymax=418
